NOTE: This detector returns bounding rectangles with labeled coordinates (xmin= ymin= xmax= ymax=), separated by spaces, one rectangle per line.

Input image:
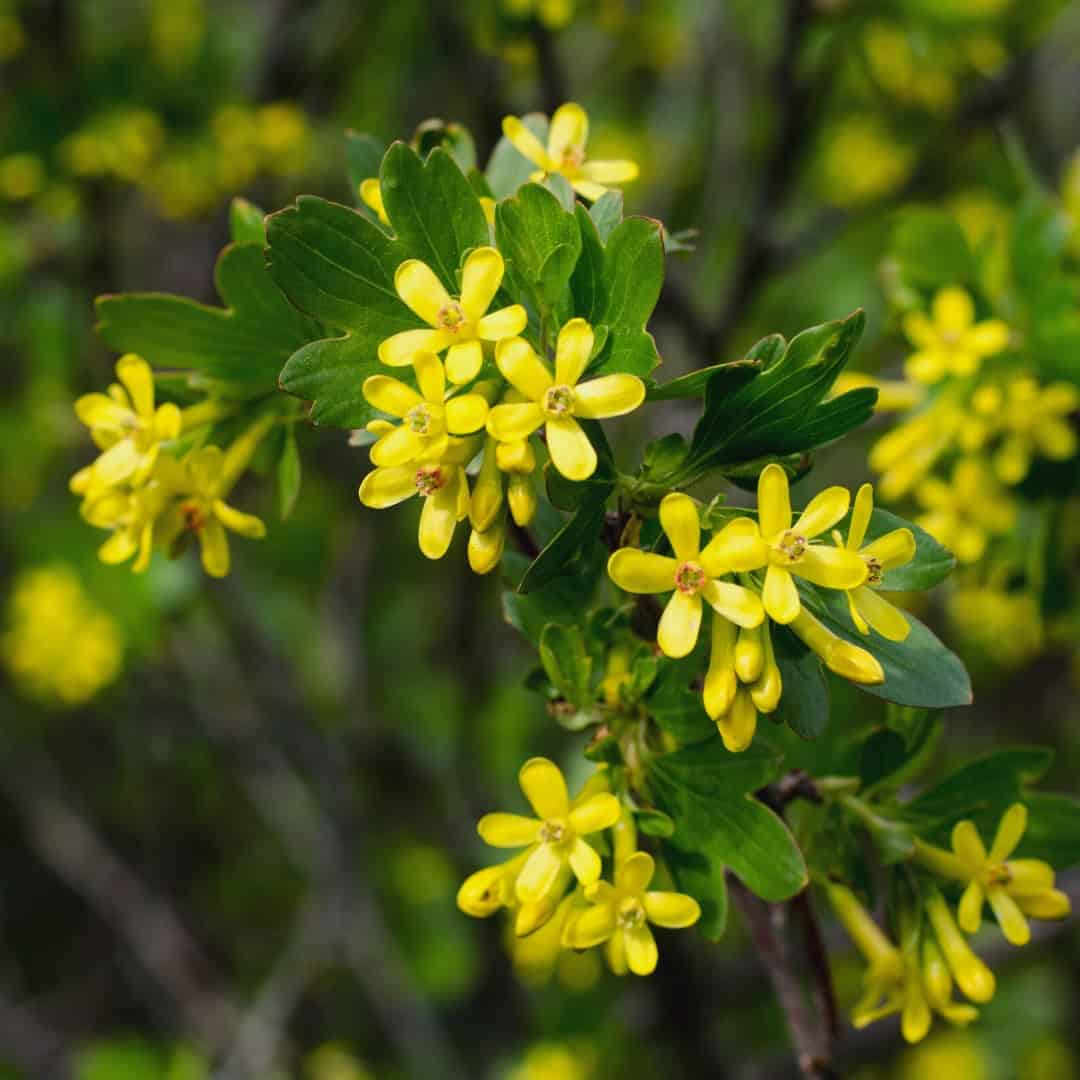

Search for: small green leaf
xmin=646 ymin=654 xmax=715 ymax=746
xmin=570 ymin=204 xmax=605 ymax=323
xmin=544 ymin=172 xmax=576 ymax=212
xmin=277 ymin=425 xmax=302 ymax=520
xmin=646 ymin=358 xmax=758 ymax=402
xmin=636 ymin=807 xmax=675 ymax=838
xmin=539 ymin=623 xmax=593 ymax=707
xmin=588 ymin=190 xmax=623 ymax=242
xmin=501 ymin=547 xmax=606 ymax=644
xmin=412 ymin=118 xmax=476 ymax=172
xmin=641 ymin=433 xmax=689 ymax=479
xmin=229 ymin=197 xmax=266 ymax=245
xmin=486 ymin=112 xmax=548 ymax=200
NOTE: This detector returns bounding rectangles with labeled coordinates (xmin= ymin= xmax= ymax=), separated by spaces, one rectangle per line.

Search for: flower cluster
xmin=458 ymin=760 xmax=700 ymax=977
xmin=829 ymin=803 xmax=1071 ymax=1044
xmin=607 ymin=468 xmax=913 ymax=751
xmin=70 ymin=354 xmax=271 ymax=577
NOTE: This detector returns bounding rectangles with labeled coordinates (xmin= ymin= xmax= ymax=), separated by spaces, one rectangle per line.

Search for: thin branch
xmin=0 ymin=987 xmax=74 ymax=1080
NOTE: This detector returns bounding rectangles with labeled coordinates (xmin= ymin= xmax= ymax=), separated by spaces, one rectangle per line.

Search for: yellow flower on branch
xmin=915 ymin=458 xmax=1015 ymax=564
xmin=990 ymin=376 xmax=1079 ymax=484
xmin=486 ymin=320 xmax=645 ymax=481
xmin=913 ymin=804 xmax=1071 ymax=946
xmin=868 ymin=400 xmax=962 ymax=500
xmin=704 ymin=616 xmax=782 ymax=751
xmin=788 ymin=607 xmax=884 ymax=685
xmin=902 ymin=287 xmax=1010 ymax=385
xmin=607 ymin=493 xmax=765 ymax=659
xmin=502 ymin=103 xmax=638 ymax=201
xmin=81 ymin=478 xmax=172 ymax=573
xmin=834 ymin=483 xmax=916 ymax=642
xmin=563 ymin=851 xmax=700 ymax=976
xmin=923 ymin=887 xmax=996 ymax=1005
xmin=757 ymin=464 xmax=867 ymax=625
xmin=362 ymin=353 xmax=490 ymax=467
xmin=475 ymin=758 xmax=620 ymax=904
xmin=378 ymin=247 xmax=527 ymax=383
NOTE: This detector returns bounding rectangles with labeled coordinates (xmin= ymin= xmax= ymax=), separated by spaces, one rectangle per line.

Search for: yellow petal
xmin=849 ymin=483 xmax=874 ymax=550
xmin=700 ymin=517 xmax=768 ymax=576
xmin=987 ymin=888 xmax=1030 ymax=946
xmin=546 ymin=416 xmax=596 ymax=480
xmin=607 ymin=549 xmax=677 ymax=594
xmin=394 ymin=259 xmax=452 ymax=326
xmin=478 ymin=813 xmax=542 ymax=847
xmin=615 ymin=852 xmax=655 ymax=894
xmin=852 ymin=587 xmax=910 ymax=642
xmin=989 ymin=803 xmax=1027 ymax=862
xmin=199 ymin=518 xmax=230 ymax=578
xmin=358 ymin=466 xmax=417 ymax=508
xmin=445 ymin=393 xmax=489 ymax=434
xmin=965 ymin=319 xmax=1010 ymax=356
xmin=547 ymin=102 xmax=589 ymax=162
xmin=951 ymin=820 xmax=987 ymax=867
xmin=624 ymin=924 xmax=659 ymax=976
xmin=115 ymin=354 xmax=155 ymax=417
xmin=413 ymin=351 xmax=445 ymax=402
xmin=925 ymin=890 xmax=995 ymax=1003
xmin=460 ymin=246 xmax=504 ymax=322
xmin=370 ymin=425 xmax=427 ymax=467
xmin=957 ymin=880 xmax=985 ymax=935
xmin=359 ymin=177 xmax=389 ymax=225
xmin=1003 ymin=859 xmax=1054 ymax=896
xmin=92 ymin=439 xmax=141 ymax=486
xmin=762 ymin=564 xmax=800 ymax=624
xmin=905 ymin=348 xmax=949 ymax=385
xmin=751 ymin=661 xmax=782 ymax=714
xmin=1035 ymin=419 xmax=1077 ymax=461
xmin=495 ymin=438 xmax=536 ymax=474
xmin=213 ymin=499 xmax=266 ymax=538
xmin=847 ymin=589 xmax=870 ymax=635
xmin=573 ymin=374 xmax=645 ymax=418
xmin=378 ymin=328 xmax=443 ymax=367
xmin=445 ymin=339 xmax=484 ymax=384
xmin=495 ymin=337 xmax=553 ymax=400
xmin=900 ymin=980 xmax=931 ymax=1045
xmin=758 ymin=463 xmax=791 ymax=537
xmin=643 ymin=891 xmax=700 ymax=929
xmin=793 ymin=545 xmax=867 ymax=589
xmin=477 ymin=304 xmax=528 ymax=342
xmin=659 ymin=492 xmax=700 ymax=561
xmin=486 ymin=402 xmax=545 ymax=442
xmin=508 ymin=474 xmax=537 ymax=527
xmin=657 ymin=589 xmax=702 ymax=659
xmin=902 ymin=310 xmax=937 ymax=349
xmin=417 ymin=475 xmax=461 ymax=559
xmin=702 ymin=580 xmax=764 ymax=629
xmin=467 ymin=522 xmax=505 ymax=575
xmin=568 ymin=837 xmax=602 ymax=885
xmin=566 ymin=901 xmax=617 ymax=948
xmin=153 ymin=402 xmax=182 ymax=440
xmin=704 ymin=617 xmax=737 ymax=720
xmin=793 ymin=485 xmax=850 ymax=539
xmin=1016 ymin=889 xmax=1071 ymax=920
xmin=568 ymin=792 xmax=620 ymax=835
xmin=861 ymin=527 xmax=916 ymax=571
xmin=734 ymin=623 xmax=764 ymax=683
xmin=519 ymin=757 xmax=570 ymax=820
xmin=933 ymin=286 xmax=974 ymax=334
xmin=717 ymin=688 xmax=757 ymax=752
xmin=98 ymin=530 xmax=138 ymax=565
xmin=570 ymin=179 xmax=610 ymax=202
xmin=555 ymin=317 xmax=594 ymax=386
xmin=457 ymin=863 xmax=510 ymax=917
xmin=516 ymin=843 xmax=564 ymax=903
xmin=581 ymin=159 xmax=639 ymax=184
xmin=502 ymin=114 xmax=552 ymax=171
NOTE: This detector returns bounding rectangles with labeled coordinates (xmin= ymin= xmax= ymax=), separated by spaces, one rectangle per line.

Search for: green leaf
xmin=495 ymin=182 xmax=581 ymax=316
xmin=646 ymin=359 xmax=757 ymax=402
xmin=412 ymin=119 xmax=476 ymax=172
xmin=807 ymin=586 xmax=972 ymax=709
xmin=588 ymin=190 xmax=623 ymax=243
xmin=266 ymin=196 xmax=412 ymax=427
xmin=277 ymin=426 xmax=302 ymax=520
xmin=485 ymin=112 xmax=548 ymax=200
xmin=683 ymin=311 xmax=870 ymax=475
xmin=837 ymin=506 xmax=956 ymax=592
xmin=641 ymin=433 xmax=689 ymax=479
xmin=501 ymin=547 xmax=605 ymax=645
xmin=518 ymin=485 xmax=611 ymax=593
xmin=771 ymin=628 xmax=829 ymax=740
xmin=539 ymin=623 xmax=593 ymax=707
xmin=380 ymin=143 xmax=489 ymax=292
xmin=229 ymin=197 xmax=266 ymax=245
xmin=544 ymin=172 xmax=576 ymax=212
xmin=859 ymin=711 xmax=941 ymax=792
xmin=636 ymin=807 xmax=675 ymax=838
xmin=570 ymin=204 xmax=606 ymax=324
xmin=345 ymin=131 xmax=386 ymax=219
xmin=892 ymin=208 xmax=977 ymax=291
xmin=1019 ymin=793 xmax=1080 ymax=868
xmin=96 ymin=242 xmax=319 ymax=391
xmin=646 ymin=655 xmax=716 ymax=747
xmin=650 ymin=738 xmax=807 ymax=935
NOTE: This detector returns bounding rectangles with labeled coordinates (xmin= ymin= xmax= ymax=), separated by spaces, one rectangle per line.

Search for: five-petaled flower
xmin=756 ymin=463 xmax=867 ymax=624
xmin=476 ymin=757 xmax=620 ymax=904
xmin=914 ymin=804 xmax=1071 ymax=946
xmin=486 ymin=319 xmax=645 ymax=481
xmin=563 ymin=851 xmax=700 ymax=976
xmin=502 ymin=103 xmax=638 ymax=201
xmin=902 ymin=286 xmax=1010 ymax=385
xmin=378 ymin=247 xmax=527 ymax=383
xmin=834 ymin=483 xmax=916 ymax=642
xmin=607 ymin=492 xmax=765 ymax=659
xmin=362 ymin=353 xmax=490 ymax=467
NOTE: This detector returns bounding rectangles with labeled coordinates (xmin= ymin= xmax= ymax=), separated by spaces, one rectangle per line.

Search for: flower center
xmin=180 ymin=500 xmax=206 ymax=533
xmin=543 ymin=384 xmax=575 ymax=417
xmin=559 ymin=146 xmax=585 ymax=173
xmin=414 ymin=465 xmax=445 ymax=496
xmin=406 ymin=403 xmax=434 ymax=435
xmin=986 ymin=862 xmax=1011 ymax=887
xmin=775 ymin=530 xmax=807 ymax=562
xmin=437 ymin=300 xmax=466 ymax=333
xmin=864 ymin=555 xmax=884 ymax=586
xmin=675 ymin=560 xmax=707 ymax=595
xmin=538 ymin=820 xmax=567 ymax=844
xmin=941 ymin=327 xmax=962 ymax=347
xmin=616 ymin=897 xmax=645 ymax=930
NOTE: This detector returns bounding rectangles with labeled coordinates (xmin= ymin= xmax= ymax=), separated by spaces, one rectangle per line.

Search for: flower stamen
xmin=542 ymin=384 xmax=575 ymax=417
xmin=674 ymin=560 xmax=707 ymax=595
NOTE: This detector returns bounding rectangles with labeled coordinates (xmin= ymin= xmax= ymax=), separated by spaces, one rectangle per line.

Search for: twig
xmin=0 ymin=987 xmax=74 ymax=1080
xmin=530 ymin=20 xmax=569 ymax=116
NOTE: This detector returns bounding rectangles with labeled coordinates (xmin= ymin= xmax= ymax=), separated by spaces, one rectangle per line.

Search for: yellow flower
xmin=703 ymin=617 xmax=781 ymax=752
xmin=359 ymin=436 xmax=479 ymax=560
xmin=834 ymin=484 xmax=916 ymax=642
xmin=902 ymin=288 xmax=1010 ymax=385
xmin=915 ymin=458 xmax=1015 ymax=564
xmin=486 ymin=320 xmax=645 ymax=481
xmin=788 ymin=606 xmax=884 ymax=684
xmin=457 ymin=851 xmax=530 ymax=918
xmin=563 ymin=851 xmax=700 ymax=976
xmin=991 ymin=376 xmax=1079 ymax=484
xmin=756 ymin=464 xmax=867 ymax=625
xmin=378 ymin=247 xmax=527 ymax=383
xmin=607 ymin=493 xmax=766 ymax=659
xmin=502 ymin=0 xmax=576 ymax=31
xmin=914 ymin=804 xmax=1071 ymax=946
xmin=923 ymin=887 xmax=996 ymax=1004
xmin=160 ymin=446 xmax=267 ymax=578
xmin=868 ymin=400 xmax=962 ymax=500
xmin=72 ymin=354 xmax=181 ymax=494
xmin=362 ymin=353 xmax=490 ymax=467
xmin=359 ymin=178 xmax=389 ymax=225
xmin=476 ymin=758 xmax=620 ymax=904
xmin=502 ymin=103 xmax=638 ymax=201
xmin=830 ymin=372 xmax=926 ymax=413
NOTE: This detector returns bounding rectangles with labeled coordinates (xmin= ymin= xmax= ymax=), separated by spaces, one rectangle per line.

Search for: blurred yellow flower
xmin=915 ymin=458 xmax=1015 ymax=564
xmin=508 ymin=1041 xmax=594 ymax=1080
xmin=902 ymin=287 xmax=1010 ymax=385
xmin=0 ymin=153 xmax=45 ymax=201
xmin=819 ymin=118 xmax=913 ymax=207
xmin=502 ymin=0 xmax=575 ymax=31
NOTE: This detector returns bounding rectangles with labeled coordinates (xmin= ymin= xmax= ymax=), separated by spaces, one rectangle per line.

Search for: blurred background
xmin=2 ymin=0 xmax=1080 ymax=1077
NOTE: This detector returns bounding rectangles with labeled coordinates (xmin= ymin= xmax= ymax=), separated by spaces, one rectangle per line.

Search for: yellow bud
xmin=704 ymin=617 xmax=737 ymax=720
xmin=924 ymin=889 xmax=996 ymax=1004
xmin=507 ymin=474 xmax=537 ymax=527
xmin=921 ymin=936 xmax=953 ymax=1009
xmin=496 ymin=438 xmax=536 ymax=474
xmin=734 ymin=624 xmax=764 ymax=683
xmin=717 ymin=687 xmax=757 ymax=752
xmin=468 ymin=520 xmax=505 ymax=575
xmin=470 ymin=439 xmax=504 ymax=531
xmin=790 ymin=609 xmax=884 ymax=684
xmin=751 ymin=661 xmax=782 ymax=713
xmin=457 ymin=865 xmax=509 ymax=917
